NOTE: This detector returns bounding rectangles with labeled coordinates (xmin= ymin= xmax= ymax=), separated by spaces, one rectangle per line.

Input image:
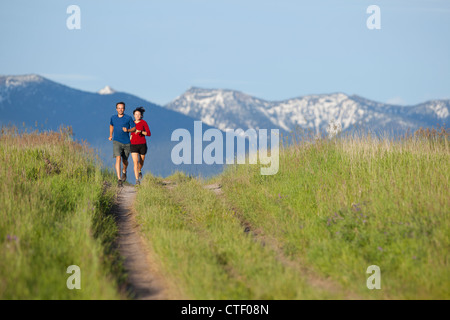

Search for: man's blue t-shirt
xmin=110 ymin=114 xmax=135 ymax=144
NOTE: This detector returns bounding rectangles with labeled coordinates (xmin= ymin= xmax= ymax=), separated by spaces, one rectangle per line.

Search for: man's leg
xmin=122 ymin=157 xmax=128 ymax=179
xmin=115 ymin=156 xmax=122 ymax=180
xmin=113 ymin=141 xmax=124 ymax=182
xmin=121 ymin=144 xmax=131 ymax=181
xmin=115 ymin=155 xmax=123 ymax=186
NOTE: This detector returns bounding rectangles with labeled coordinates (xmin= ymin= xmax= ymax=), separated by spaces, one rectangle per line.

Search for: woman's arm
xmin=143 ymin=121 xmax=151 ymax=137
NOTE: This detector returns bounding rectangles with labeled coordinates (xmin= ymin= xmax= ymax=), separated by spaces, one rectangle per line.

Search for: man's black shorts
xmin=130 ymin=143 xmax=147 ymax=155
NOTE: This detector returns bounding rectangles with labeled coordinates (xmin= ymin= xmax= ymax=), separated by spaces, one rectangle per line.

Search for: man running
xmin=109 ymin=102 xmax=136 ymax=186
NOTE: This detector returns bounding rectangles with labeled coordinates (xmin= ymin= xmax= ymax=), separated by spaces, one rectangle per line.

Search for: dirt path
xmin=112 ymin=185 xmax=167 ymax=300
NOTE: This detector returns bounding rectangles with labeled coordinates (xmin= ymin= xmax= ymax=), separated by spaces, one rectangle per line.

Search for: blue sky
xmin=1 ymin=0 xmax=449 ymax=106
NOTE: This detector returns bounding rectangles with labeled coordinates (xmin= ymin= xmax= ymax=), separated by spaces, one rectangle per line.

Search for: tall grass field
xmin=0 ymin=126 xmax=124 ymax=299
xmin=134 ymin=126 xmax=449 ymax=299
xmin=1 ymin=125 xmax=448 ymax=299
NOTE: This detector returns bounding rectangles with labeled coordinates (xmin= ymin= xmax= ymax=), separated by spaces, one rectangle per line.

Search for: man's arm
xmin=123 ymin=118 xmax=136 ymax=133
xmin=109 ymin=125 xmax=114 ymax=141
xmin=123 ymin=126 xmax=136 ymax=133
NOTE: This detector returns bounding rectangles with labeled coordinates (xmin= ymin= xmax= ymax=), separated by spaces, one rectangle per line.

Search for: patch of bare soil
xmin=111 ymin=185 xmax=168 ymax=300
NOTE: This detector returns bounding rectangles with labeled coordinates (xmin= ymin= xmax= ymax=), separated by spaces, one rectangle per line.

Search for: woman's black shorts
xmin=130 ymin=143 xmax=147 ymax=155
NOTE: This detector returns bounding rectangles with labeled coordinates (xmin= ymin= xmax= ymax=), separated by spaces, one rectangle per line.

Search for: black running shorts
xmin=130 ymin=143 xmax=147 ymax=155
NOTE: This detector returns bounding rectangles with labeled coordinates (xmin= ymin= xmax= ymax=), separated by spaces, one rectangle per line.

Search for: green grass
xmin=2 ymin=125 xmax=448 ymax=299
xmin=135 ymin=175 xmax=347 ymax=299
xmin=135 ymin=127 xmax=449 ymax=299
xmin=0 ymin=127 xmax=125 ymax=299
xmin=219 ymin=129 xmax=450 ymax=299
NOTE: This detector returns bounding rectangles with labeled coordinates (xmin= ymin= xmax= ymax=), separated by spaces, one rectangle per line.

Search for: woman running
xmin=130 ymin=106 xmax=151 ymax=185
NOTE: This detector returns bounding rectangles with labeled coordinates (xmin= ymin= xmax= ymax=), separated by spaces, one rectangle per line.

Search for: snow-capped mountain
xmin=166 ymin=87 xmax=277 ymax=132
xmin=0 ymin=74 xmax=44 ymax=88
xmin=165 ymin=87 xmax=450 ymax=135
xmin=98 ymin=85 xmax=116 ymax=95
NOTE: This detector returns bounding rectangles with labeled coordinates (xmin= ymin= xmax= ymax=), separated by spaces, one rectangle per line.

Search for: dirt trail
xmin=112 ymin=185 xmax=167 ymax=300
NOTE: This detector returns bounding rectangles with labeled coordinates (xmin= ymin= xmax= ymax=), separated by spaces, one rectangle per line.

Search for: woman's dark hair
xmin=133 ymin=106 xmax=146 ymax=118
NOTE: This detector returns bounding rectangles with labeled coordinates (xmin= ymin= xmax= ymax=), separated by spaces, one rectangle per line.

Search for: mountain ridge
xmin=165 ymin=86 xmax=449 ymax=134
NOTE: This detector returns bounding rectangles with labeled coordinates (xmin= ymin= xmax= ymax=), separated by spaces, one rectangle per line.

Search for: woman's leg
xmin=138 ymin=154 xmax=145 ymax=179
xmin=139 ymin=154 xmax=145 ymax=171
xmin=131 ymin=152 xmax=140 ymax=180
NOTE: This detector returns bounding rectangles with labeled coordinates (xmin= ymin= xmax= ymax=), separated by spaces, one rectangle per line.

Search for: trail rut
xmin=112 ymin=185 xmax=167 ymax=300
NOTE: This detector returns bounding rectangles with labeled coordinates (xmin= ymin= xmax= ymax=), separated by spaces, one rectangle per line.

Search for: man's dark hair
xmin=133 ymin=106 xmax=146 ymax=118
xmin=116 ymin=102 xmax=126 ymax=108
